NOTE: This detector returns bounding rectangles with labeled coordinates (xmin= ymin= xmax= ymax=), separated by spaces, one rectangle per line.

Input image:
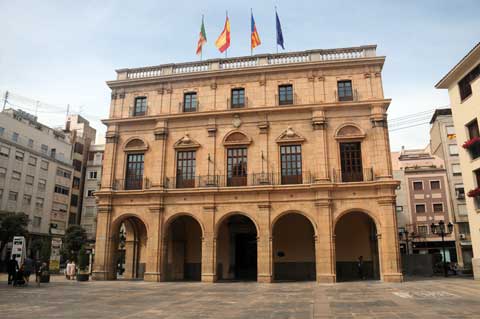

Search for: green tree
xmin=62 ymin=225 xmax=87 ymax=261
xmin=0 ymin=212 xmax=29 ymax=255
xmin=77 ymin=245 xmax=88 ymax=271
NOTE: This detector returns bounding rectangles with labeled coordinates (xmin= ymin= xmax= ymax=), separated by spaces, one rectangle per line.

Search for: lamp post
xmin=398 ymin=229 xmax=411 ymax=255
xmin=430 ymin=220 xmax=454 ymax=277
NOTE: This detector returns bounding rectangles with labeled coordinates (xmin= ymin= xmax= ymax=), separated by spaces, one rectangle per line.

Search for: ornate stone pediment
xmin=334 ymin=123 xmax=366 ymax=140
xmin=173 ymin=133 xmax=201 ymax=149
xmin=276 ymin=126 xmax=306 ymax=144
xmin=123 ymin=137 xmax=148 ymax=151
xmin=223 ymin=131 xmax=251 ymax=146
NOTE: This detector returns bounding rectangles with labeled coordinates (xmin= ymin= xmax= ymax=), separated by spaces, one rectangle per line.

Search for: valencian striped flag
xmin=196 ymin=16 xmax=207 ymax=56
xmin=215 ymin=14 xmax=231 ymax=53
xmin=250 ymin=11 xmax=261 ymax=50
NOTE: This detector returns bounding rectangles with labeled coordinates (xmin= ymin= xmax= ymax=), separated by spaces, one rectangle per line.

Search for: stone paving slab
xmin=0 ymin=275 xmax=479 ymax=318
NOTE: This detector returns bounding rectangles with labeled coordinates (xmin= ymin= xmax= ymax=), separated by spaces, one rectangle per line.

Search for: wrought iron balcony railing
xmin=331 ymin=168 xmax=374 ymax=183
xmin=113 ymin=178 xmax=151 ymax=191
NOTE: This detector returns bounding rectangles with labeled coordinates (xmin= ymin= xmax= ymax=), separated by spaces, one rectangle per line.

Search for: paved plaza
xmin=0 ymin=276 xmax=479 ymax=318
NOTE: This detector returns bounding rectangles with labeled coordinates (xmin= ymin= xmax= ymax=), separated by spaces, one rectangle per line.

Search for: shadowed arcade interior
xmin=273 ymin=213 xmax=316 ymax=281
xmin=335 ymin=212 xmax=380 ymax=282
xmin=164 ymin=215 xmax=202 ymax=281
xmin=216 ymin=214 xmax=257 ymax=281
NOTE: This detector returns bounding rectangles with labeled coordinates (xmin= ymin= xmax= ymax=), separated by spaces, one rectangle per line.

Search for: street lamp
xmin=430 ymin=220 xmax=454 ymax=277
xmin=398 ymin=229 xmax=411 ymax=255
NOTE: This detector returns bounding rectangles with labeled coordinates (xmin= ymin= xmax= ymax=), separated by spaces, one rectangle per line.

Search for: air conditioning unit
xmin=459 ymin=233 xmax=466 ymax=240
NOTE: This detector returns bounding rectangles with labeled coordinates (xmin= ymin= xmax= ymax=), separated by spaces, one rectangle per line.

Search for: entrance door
xmin=235 ymin=233 xmax=257 ymax=280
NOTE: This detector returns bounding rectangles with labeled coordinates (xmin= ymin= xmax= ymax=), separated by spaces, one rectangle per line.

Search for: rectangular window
xmin=9 ymin=191 xmax=18 ymax=201
xmin=12 ymin=171 xmax=21 ymax=180
xmin=12 ymin=132 xmax=19 ymax=142
xmin=54 ymin=185 xmax=70 ymax=196
xmin=452 ymin=164 xmax=462 ymax=176
xmin=38 ymin=179 xmax=46 ymax=190
xmin=183 ymin=92 xmax=197 ymax=112
xmin=73 ymin=177 xmax=81 ymax=189
xmin=278 ymin=84 xmax=293 ymax=105
xmin=446 ymin=126 xmax=456 ymax=138
xmin=29 ymin=156 xmax=37 ymax=166
xmin=56 ymin=168 xmax=72 ymax=179
xmin=280 ymin=145 xmax=302 ymax=184
xmin=340 ymin=142 xmax=363 ymax=182
xmin=87 ymin=189 xmax=95 ymax=197
xmin=475 ymin=169 xmax=480 ymax=188
xmin=0 ymin=167 xmax=6 ymax=177
xmin=433 ymin=203 xmax=443 ymax=212
xmin=73 ymin=159 xmax=82 ymax=172
xmin=231 ymin=88 xmax=245 ymax=108
xmin=415 ymin=204 xmax=426 ymax=213
xmin=40 ymin=160 xmax=49 ymax=171
xmin=467 ymin=119 xmax=479 ymax=139
xmin=15 ymin=150 xmax=24 ymax=161
xmin=448 ymin=144 xmax=459 ymax=156
xmin=28 ymin=139 xmax=34 ymax=148
xmin=227 ymin=148 xmax=247 ymax=186
xmin=33 ymin=217 xmax=41 ymax=227
xmin=70 ymin=194 xmax=78 ymax=207
xmin=74 ymin=143 xmax=84 ymax=155
xmin=0 ymin=146 xmax=10 ymax=157
xmin=455 ymin=184 xmax=465 ymax=199
xmin=430 ymin=180 xmax=440 ymax=190
xmin=133 ymin=97 xmax=147 ymax=116
xmin=337 ymin=80 xmax=353 ymax=101
xmin=413 ymin=181 xmax=423 ymax=190
xmin=36 ymin=197 xmax=44 ymax=209
xmin=0 ymin=127 xmax=4 ymax=135
xmin=418 ymin=225 xmax=428 ymax=235
xmin=125 ymin=153 xmax=144 ymax=190
xmin=395 ymin=206 xmax=403 ymax=212
xmin=23 ymin=194 xmax=32 ymax=206
xmin=41 ymin=144 xmax=48 ymax=154
xmin=458 ymin=64 xmax=479 ymax=101
xmin=176 ymin=151 xmax=196 ymax=188
xmin=25 ymin=175 xmax=34 ymax=185
xmin=89 ymin=171 xmax=98 ymax=179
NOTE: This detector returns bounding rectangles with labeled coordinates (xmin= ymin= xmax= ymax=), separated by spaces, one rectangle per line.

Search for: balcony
xmin=163 ymin=172 xmax=315 ymax=189
xmin=331 ymin=168 xmax=374 ymax=183
xmin=227 ymin=97 xmax=248 ymax=109
xmin=179 ymin=101 xmax=199 ymax=113
xmin=334 ymin=89 xmax=359 ymax=102
xmin=113 ymin=178 xmax=151 ymax=191
xmin=462 ymin=137 xmax=480 ymax=160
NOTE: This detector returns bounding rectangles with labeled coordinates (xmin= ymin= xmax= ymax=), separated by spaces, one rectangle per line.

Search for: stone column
xmin=315 ymin=198 xmax=335 ymax=283
xmin=312 ymin=110 xmax=329 ymax=182
xmin=92 ymin=205 xmax=115 ymax=280
xmin=201 ymin=206 xmax=216 ymax=282
xmin=123 ymin=240 xmax=136 ymax=279
xmin=153 ymin=121 xmax=168 ymax=188
xmin=378 ymin=197 xmax=403 ymax=282
xmin=370 ymin=105 xmax=392 ymax=180
xmin=144 ymin=205 xmax=164 ymax=282
xmin=257 ymin=203 xmax=272 ymax=283
xmin=102 ymin=126 xmax=119 ymax=190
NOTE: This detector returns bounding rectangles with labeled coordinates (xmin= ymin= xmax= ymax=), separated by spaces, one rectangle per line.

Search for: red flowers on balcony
xmin=467 ymin=187 xmax=480 ymax=198
xmin=462 ymin=137 xmax=480 ymax=149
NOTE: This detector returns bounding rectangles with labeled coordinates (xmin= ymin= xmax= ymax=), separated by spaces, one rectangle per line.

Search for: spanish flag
xmin=196 ymin=16 xmax=207 ymax=56
xmin=215 ymin=14 xmax=230 ymax=53
xmin=251 ymin=12 xmax=261 ymax=50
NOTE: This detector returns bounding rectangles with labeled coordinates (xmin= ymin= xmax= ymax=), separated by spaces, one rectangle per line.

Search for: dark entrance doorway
xmin=216 ymin=214 xmax=258 ymax=281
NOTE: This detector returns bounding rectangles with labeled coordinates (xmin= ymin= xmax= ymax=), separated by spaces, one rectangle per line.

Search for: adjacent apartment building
xmin=93 ymin=45 xmax=403 ymax=283
xmin=436 ymin=42 xmax=480 ymax=279
xmin=81 ymin=144 xmax=104 ymax=240
xmin=0 ymin=109 xmax=73 ymax=259
xmin=392 ymin=148 xmax=457 ymax=263
xmin=430 ymin=108 xmax=472 ymax=270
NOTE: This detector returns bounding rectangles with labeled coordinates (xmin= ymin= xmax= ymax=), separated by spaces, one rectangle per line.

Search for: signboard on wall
xmin=50 ymin=237 xmax=62 ymax=272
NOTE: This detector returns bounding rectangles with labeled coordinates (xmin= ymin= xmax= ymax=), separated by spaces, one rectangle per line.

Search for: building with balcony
xmin=93 ymin=45 xmax=402 ymax=283
xmin=0 ymin=109 xmax=73 ymax=262
xmin=436 ymin=42 xmax=480 ymax=279
xmin=430 ymin=108 xmax=472 ymax=270
xmin=81 ymin=144 xmax=104 ymax=240
xmin=392 ymin=148 xmax=457 ymax=262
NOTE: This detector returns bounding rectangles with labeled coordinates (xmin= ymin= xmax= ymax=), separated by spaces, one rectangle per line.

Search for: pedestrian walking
xmin=67 ymin=260 xmax=76 ymax=280
xmin=13 ymin=265 xmax=26 ymax=287
xmin=36 ymin=262 xmax=47 ymax=287
xmin=23 ymin=257 xmax=34 ymax=285
xmin=7 ymin=257 xmax=19 ymax=285
xmin=357 ymin=256 xmax=365 ymax=280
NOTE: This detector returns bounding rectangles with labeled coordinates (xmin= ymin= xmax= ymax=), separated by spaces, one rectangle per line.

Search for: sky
xmin=0 ymin=0 xmax=478 ymax=150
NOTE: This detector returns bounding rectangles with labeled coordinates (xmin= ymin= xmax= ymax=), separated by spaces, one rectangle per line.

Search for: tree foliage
xmin=0 ymin=212 xmax=29 ymax=254
xmin=62 ymin=225 xmax=87 ymax=261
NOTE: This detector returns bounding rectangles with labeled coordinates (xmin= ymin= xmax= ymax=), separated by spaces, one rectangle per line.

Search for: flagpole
xmin=225 ymin=10 xmax=228 ymax=58
xmin=200 ymin=15 xmax=204 ymax=61
xmin=250 ymin=8 xmax=253 ymax=56
xmin=275 ymin=6 xmax=278 ymax=54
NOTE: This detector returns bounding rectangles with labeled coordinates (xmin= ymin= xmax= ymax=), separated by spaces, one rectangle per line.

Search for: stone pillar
xmin=312 ymin=110 xmax=329 ymax=182
xmin=92 ymin=205 xmax=115 ymax=280
xmin=201 ymin=206 xmax=216 ymax=282
xmin=102 ymin=126 xmax=119 ymax=190
xmin=370 ymin=105 xmax=392 ymax=180
xmin=144 ymin=206 xmax=164 ymax=282
xmin=378 ymin=198 xmax=403 ymax=283
xmin=315 ymin=198 xmax=335 ymax=283
xmin=153 ymin=121 xmax=168 ymax=188
xmin=123 ymin=240 xmax=136 ymax=279
xmin=257 ymin=203 xmax=272 ymax=283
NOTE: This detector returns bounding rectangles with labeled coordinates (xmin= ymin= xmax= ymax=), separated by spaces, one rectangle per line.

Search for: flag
xmin=276 ymin=11 xmax=284 ymax=49
xmin=251 ymin=12 xmax=261 ymax=50
xmin=196 ymin=16 xmax=207 ymax=56
xmin=215 ymin=15 xmax=231 ymax=53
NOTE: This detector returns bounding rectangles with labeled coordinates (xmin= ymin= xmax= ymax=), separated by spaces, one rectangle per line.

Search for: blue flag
xmin=276 ymin=11 xmax=284 ymax=49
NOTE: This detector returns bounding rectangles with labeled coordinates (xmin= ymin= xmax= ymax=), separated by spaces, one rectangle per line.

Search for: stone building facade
xmin=93 ymin=45 xmax=403 ymax=283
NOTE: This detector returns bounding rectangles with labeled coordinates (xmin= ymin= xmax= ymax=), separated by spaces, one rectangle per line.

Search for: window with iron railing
xmin=125 ymin=153 xmax=144 ymax=190
xmin=278 ymin=84 xmax=293 ymax=105
xmin=231 ymin=88 xmax=245 ymax=108
xmin=133 ymin=97 xmax=147 ymax=116
xmin=176 ymin=150 xmax=196 ymax=188
xmin=337 ymin=80 xmax=353 ymax=101
xmin=280 ymin=144 xmax=302 ymax=184
xmin=340 ymin=142 xmax=363 ymax=182
xmin=227 ymin=148 xmax=247 ymax=186
xmin=183 ymin=92 xmax=198 ymax=112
